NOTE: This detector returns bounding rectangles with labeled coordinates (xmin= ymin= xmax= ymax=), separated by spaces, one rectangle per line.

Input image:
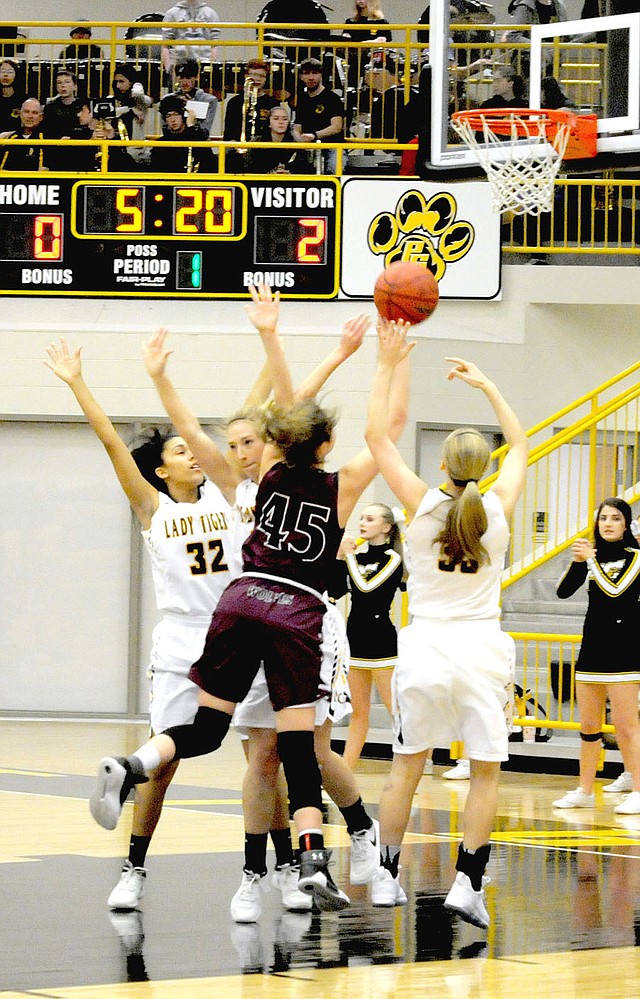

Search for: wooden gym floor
xmin=1 ymin=719 xmax=639 ymax=999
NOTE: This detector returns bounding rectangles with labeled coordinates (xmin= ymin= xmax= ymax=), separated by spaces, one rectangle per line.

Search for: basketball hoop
xmin=450 ymin=108 xmax=597 ymax=216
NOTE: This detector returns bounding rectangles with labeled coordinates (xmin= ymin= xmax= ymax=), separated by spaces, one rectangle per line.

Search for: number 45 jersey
xmin=242 ymin=462 xmax=343 ymax=594
xmin=142 ymin=479 xmax=236 ymax=619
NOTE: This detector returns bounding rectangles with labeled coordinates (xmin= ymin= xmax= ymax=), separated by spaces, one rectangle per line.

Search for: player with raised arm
xmin=365 ymin=329 xmax=527 ymax=928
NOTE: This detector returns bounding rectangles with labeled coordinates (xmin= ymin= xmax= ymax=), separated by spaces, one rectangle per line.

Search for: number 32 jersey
xmin=142 ymin=479 xmax=236 ymax=619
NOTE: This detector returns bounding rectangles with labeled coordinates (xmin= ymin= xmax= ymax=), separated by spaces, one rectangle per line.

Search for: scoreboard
xmin=0 ymin=175 xmax=502 ymax=301
xmin=0 ymin=176 xmax=340 ymax=299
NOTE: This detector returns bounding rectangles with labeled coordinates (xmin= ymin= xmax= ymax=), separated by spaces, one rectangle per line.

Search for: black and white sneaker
xmin=90 ymin=756 xmax=145 ymax=831
xmin=298 ymin=848 xmax=350 ymax=912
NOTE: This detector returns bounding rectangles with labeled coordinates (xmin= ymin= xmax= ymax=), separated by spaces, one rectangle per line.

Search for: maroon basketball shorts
xmin=189 ymin=574 xmax=325 ymax=712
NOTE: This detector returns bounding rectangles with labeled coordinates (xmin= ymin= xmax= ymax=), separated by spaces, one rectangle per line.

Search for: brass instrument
xmin=239 ymin=76 xmax=259 ymax=151
xmin=186 ymin=146 xmax=200 ymax=173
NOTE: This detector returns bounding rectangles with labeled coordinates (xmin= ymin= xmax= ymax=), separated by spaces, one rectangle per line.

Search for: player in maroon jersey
xmin=88 ymin=287 xmax=409 ymax=912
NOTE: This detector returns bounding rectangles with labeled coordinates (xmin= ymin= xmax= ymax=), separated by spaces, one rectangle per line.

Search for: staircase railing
xmin=478 ymin=362 xmax=640 ymax=588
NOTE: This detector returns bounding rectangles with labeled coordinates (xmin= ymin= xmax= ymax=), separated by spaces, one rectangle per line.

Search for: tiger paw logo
xmin=367 ymin=190 xmax=475 ymax=282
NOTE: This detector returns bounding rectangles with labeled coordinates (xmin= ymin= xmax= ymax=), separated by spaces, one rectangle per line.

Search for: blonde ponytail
xmin=435 ymin=428 xmax=491 ymax=569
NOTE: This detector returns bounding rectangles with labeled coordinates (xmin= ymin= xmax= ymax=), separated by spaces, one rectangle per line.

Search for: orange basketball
xmin=373 ymin=261 xmax=440 ymax=326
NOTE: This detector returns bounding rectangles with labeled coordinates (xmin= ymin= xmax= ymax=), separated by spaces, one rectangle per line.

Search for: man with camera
xmin=151 ymin=94 xmax=216 ymax=172
xmin=67 ymin=98 xmax=131 ymax=172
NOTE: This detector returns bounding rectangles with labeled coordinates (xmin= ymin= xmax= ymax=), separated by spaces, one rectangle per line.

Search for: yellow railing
xmin=475 ymin=364 xmax=640 ymax=587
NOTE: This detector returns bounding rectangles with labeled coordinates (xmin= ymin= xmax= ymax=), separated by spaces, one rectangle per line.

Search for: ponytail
xmin=435 ymin=428 xmax=491 ymax=569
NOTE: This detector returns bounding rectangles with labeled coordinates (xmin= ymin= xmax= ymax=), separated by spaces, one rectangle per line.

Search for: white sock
xmin=132 ymin=744 xmax=162 ymax=773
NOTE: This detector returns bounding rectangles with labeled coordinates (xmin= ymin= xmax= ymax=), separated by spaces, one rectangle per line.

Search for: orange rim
xmin=452 ymin=107 xmax=575 ymax=138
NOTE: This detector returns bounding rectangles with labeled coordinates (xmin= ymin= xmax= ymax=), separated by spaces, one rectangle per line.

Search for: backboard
xmin=426 ymin=0 xmax=640 ymax=171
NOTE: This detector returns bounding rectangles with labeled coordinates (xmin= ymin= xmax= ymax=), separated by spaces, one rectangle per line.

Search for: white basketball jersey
xmin=405 ymin=488 xmax=509 ymax=621
xmin=226 ymin=477 xmax=258 ymax=578
xmin=142 ymin=479 xmax=235 ymax=619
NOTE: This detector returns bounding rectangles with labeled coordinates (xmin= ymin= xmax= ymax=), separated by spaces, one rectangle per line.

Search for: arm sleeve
xmin=556 ymin=559 xmax=588 ymax=599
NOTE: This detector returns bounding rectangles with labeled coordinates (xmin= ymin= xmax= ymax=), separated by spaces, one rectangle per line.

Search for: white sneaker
xmin=553 ymin=787 xmax=595 ymax=809
xmin=371 ymin=866 xmax=407 ymax=907
xmin=614 ymin=790 xmax=640 ymax=814
xmin=230 ymin=871 xmax=265 ymax=923
xmin=443 ymin=759 xmax=470 ymax=780
xmin=272 ymin=864 xmax=312 ymax=912
xmin=349 ymin=818 xmax=380 ymax=885
xmin=108 ymin=861 xmax=146 ymax=910
xmin=444 ymin=871 xmax=490 ymax=929
xmin=604 ymin=771 xmax=633 ymax=793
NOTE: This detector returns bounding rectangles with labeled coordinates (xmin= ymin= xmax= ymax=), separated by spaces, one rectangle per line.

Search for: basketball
xmin=373 ymin=261 xmax=440 ymax=326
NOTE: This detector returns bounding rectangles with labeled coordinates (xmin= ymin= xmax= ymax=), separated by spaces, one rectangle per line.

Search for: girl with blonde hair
xmin=366 ymin=335 xmax=527 ymax=930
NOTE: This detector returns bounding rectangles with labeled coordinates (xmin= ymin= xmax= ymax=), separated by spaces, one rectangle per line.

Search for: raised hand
xmin=245 ymin=282 xmax=280 ymax=335
xmin=44 ymin=337 xmax=82 ymax=384
xmin=143 ymin=327 xmax=174 ymax=379
xmin=445 ymin=357 xmax=493 ymax=390
xmin=377 ymin=317 xmax=416 ymax=368
xmin=338 ymin=314 xmax=370 ymax=358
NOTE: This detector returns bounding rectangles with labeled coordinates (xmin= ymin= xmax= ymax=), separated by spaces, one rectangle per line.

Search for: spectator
xmin=342 ymin=2 xmax=393 ymax=90
xmin=67 ymin=98 xmax=131 ymax=172
xmin=173 ymin=59 xmax=218 ymax=135
xmin=502 ymin=0 xmax=568 ymax=43
xmin=42 ymin=70 xmax=82 ymax=139
xmin=480 ymin=65 xmax=526 ymax=108
xmin=293 ymin=58 xmax=345 ymax=174
xmin=367 ymin=53 xmax=421 ymax=144
xmin=256 ymin=0 xmax=329 ymax=60
xmin=244 ymin=104 xmax=313 ymax=174
xmin=223 ymin=60 xmax=278 ymax=142
xmin=59 ymin=24 xmax=104 ymax=63
xmin=162 ymin=1 xmax=220 ymax=73
xmin=151 ymin=94 xmax=216 ymax=173
xmin=111 ymin=64 xmax=155 ymax=167
xmin=0 ymin=98 xmax=47 ymax=171
xmin=222 ymin=59 xmax=279 ymax=172
xmin=0 ymin=59 xmax=23 ymax=133
xmin=541 ymin=75 xmax=575 ymax=110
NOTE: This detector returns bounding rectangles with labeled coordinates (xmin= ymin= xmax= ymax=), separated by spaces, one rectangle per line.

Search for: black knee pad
xmin=165 ymin=706 xmax=231 ymax=760
xmin=277 ymin=730 xmax=323 ymax=815
xmin=580 ymin=730 xmax=603 ymax=743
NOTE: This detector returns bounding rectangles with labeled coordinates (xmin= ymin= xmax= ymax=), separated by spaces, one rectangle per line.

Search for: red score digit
xmin=34 ymin=215 xmax=63 ymax=260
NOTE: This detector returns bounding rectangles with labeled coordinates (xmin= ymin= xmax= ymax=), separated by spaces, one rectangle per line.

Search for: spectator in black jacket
xmin=151 ymin=94 xmax=216 ymax=172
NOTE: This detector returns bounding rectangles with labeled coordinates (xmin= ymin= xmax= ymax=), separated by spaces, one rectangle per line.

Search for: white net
xmin=451 ymin=113 xmax=571 ymax=216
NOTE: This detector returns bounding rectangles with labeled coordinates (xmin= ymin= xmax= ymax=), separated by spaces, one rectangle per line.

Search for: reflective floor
xmin=1 ymin=720 xmax=639 ymax=998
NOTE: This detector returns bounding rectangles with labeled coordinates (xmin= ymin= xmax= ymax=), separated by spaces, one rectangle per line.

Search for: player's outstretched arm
xmin=44 ymin=337 xmax=158 ymax=527
xmin=142 ymin=328 xmax=238 ymax=504
xmin=294 ymin=313 xmax=370 ymax=401
xmin=445 ymin=356 xmax=528 ymax=519
xmin=363 ymin=320 xmax=425 ymax=522
xmin=245 ymin=283 xmax=294 ymax=408
xmin=338 ymin=319 xmax=415 ymax=526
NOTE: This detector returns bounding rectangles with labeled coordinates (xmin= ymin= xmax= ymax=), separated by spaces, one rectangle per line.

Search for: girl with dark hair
xmin=0 ymin=60 xmax=23 ymax=133
xmin=44 ymin=337 xmax=235 ymax=911
xmin=88 ymin=291 xmax=410 ymax=916
xmin=366 ymin=337 xmax=527 ymax=929
xmin=337 ymin=503 xmax=405 ymax=770
xmin=554 ymin=498 xmax=640 ymax=814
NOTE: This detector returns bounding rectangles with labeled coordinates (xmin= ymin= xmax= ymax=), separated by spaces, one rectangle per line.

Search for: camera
xmin=90 ymin=97 xmax=116 ymax=120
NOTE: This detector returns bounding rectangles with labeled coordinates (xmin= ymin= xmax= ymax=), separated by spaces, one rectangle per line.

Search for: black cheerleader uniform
xmin=557 ymin=541 xmax=640 ymax=683
xmin=338 ymin=541 xmax=404 ymax=670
